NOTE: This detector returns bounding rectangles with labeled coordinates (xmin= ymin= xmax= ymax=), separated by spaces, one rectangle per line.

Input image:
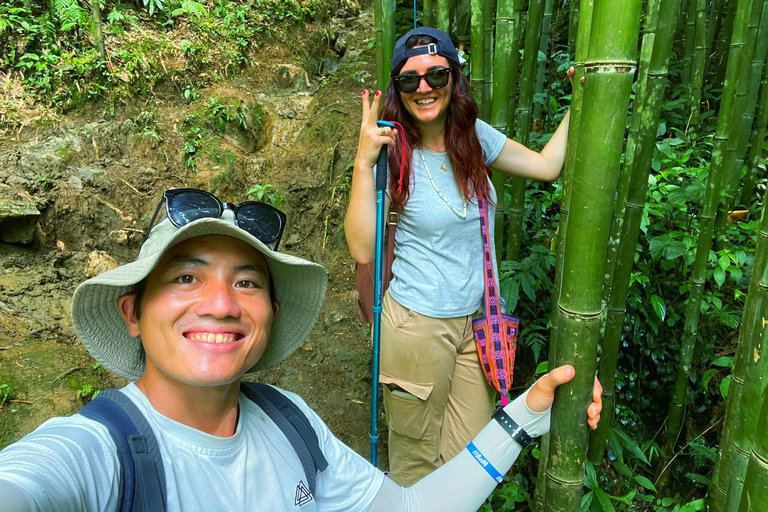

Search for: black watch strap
xmin=492 ymin=407 xmax=534 ymax=448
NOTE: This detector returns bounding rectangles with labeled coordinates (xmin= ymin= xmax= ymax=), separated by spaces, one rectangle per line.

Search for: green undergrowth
xmin=0 ymin=0 xmax=329 ymax=122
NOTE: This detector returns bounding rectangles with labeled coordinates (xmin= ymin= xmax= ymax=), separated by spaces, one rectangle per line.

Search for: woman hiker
xmin=345 ymin=26 xmax=581 ymax=486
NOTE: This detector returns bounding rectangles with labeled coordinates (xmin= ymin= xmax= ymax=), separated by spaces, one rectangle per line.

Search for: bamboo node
xmin=543 ymin=468 xmax=584 ymax=487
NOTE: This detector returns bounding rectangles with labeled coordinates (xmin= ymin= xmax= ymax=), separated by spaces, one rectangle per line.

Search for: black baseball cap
xmin=390 ymin=27 xmax=460 ymax=75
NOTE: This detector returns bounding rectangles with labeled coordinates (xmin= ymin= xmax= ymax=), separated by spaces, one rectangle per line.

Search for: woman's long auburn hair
xmin=381 ymin=35 xmax=493 ymax=210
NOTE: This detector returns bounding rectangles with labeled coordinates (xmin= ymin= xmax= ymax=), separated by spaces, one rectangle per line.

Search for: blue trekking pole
xmin=371 ymin=120 xmax=394 ymax=465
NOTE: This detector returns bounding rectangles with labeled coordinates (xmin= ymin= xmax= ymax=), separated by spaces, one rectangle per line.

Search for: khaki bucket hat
xmin=72 ymin=209 xmax=328 ymax=381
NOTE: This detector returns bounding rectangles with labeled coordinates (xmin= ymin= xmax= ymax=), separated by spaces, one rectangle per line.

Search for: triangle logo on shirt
xmin=295 ymin=480 xmax=313 ymax=507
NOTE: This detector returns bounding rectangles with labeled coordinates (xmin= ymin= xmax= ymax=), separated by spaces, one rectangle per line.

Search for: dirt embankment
xmin=0 ymin=6 xmax=387 ymax=462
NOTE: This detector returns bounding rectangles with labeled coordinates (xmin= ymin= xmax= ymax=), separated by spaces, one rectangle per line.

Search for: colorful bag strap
xmin=477 ymin=199 xmax=514 ymax=406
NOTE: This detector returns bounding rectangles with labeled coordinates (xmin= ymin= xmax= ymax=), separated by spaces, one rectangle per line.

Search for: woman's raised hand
xmin=357 ymin=90 xmax=398 ymax=170
xmin=525 ymin=365 xmax=603 ymax=430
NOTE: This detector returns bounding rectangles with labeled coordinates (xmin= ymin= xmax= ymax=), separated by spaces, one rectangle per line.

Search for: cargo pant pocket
xmin=382 ymin=381 xmax=433 ymax=439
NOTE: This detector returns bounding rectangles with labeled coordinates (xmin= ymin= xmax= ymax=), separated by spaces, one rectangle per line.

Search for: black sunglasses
xmin=144 ymin=188 xmax=287 ymax=250
xmin=393 ymin=67 xmax=453 ymax=94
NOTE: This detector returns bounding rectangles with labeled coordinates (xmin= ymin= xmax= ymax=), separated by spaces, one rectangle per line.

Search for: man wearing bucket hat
xmin=0 ymin=188 xmax=600 ymax=511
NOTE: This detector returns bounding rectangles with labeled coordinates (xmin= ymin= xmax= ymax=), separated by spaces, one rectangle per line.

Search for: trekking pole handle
xmin=376 ymin=121 xmax=394 ymax=192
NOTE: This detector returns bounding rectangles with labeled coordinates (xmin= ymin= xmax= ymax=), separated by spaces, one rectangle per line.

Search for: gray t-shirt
xmin=382 ymin=119 xmax=506 ymax=318
xmin=0 ymin=383 xmax=384 ymax=512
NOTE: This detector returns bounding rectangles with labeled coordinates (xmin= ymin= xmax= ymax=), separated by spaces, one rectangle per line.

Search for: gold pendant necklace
xmin=418 ymin=148 xmax=467 ymax=219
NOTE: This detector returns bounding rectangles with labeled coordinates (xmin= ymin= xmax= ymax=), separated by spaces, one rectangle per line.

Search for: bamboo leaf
xmin=613 ymin=428 xmax=649 ymax=464
xmin=720 ymin=375 xmax=731 ymax=398
xmin=679 ymin=499 xmax=705 ymax=511
xmin=711 ymin=356 xmax=734 ymax=368
xmin=650 ymin=295 xmax=666 ymax=320
xmin=594 ymin=488 xmax=616 ymax=512
xmin=633 ymin=475 xmax=657 ymax=492
xmin=701 ymin=368 xmax=718 ymax=389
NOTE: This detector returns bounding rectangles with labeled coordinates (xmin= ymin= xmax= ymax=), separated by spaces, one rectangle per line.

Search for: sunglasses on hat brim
xmin=392 ymin=67 xmax=453 ymax=94
xmin=144 ymin=188 xmax=287 ymax=250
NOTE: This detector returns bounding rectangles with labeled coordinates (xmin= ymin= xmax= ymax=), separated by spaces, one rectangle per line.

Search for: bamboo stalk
xmin=597 ymin=0 xmax=660 ymax=344
xmin=471 ymin=0 xmax=486 ymax=116
xmin=532 ymin=2 xmax=593 ymax=508
xmin=424 ymin=0 xmax=434 ymax=26
xmin=375 ymin=0 xmax=396 ymax=94
xmin=688 ymin=0 xmax=708 ymax=127
xmin=735 ymin=1 xmax=768 ymax=207
xmin=506 ymin=0 xmax=546 ymax=263
xmin=541 ymin=0 xmax=642 ymax=508
xmin=568 ymin=0 xmax=580 ymax=59
xmin=533 ymin=0 xmax=554 ymax=121
xmin=437 ymin=0 xmax=451 ymax=33
xmin=589 ymin=0 xmax=683 ymax=465
xmin=668 ymin=0 xmax=759 ymax=454
xmin=712 ymin=0 xmax=738 ymax=88
xmin=717 ymin=187 xmax=768 ymax=510
xmin=707 ymin=0 xmax=724 ymax=64
xmin=91 ymin=0 xmax=106 ymax=62
xmin=741 ymin=41 xmax=768 ymax=206
xmin=484 ymin=0 xmax=495 ymax=120
xmin=712 ymin=0 xmax=765 ymax=243
xmin=725 ymin=198 xmax=768 ymax=508
xmin=504 ymin=0 xmax=525 ymax=148
xmin=490 ymin=0 xmax=522 ymax=262
xmin=681 ymin=0 xmax=696 ymax=89
xmin=738 ymin=342 xmax=768 ymax=511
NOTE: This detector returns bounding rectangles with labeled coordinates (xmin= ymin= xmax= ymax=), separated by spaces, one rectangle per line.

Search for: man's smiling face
xmin=119 ymin=235 xmax=279 ymax=388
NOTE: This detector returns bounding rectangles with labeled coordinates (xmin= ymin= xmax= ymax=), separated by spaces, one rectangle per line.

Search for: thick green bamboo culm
xmin=709 ymin=138 xmax=765 ymax=512
xmin=666 ymin=0 xmax=757 ymax=450
xmin=717 ymin=188 xmax=768 ymax=510
xmin=688 ymin=0 xmax=707 ymax=127
xmin=595 ymin=0 xmax=660 ymax=355
xmin=374 ymin=0 xmax=396 ymax=94
xmin=740 ymin=40 xmax=768 ymax=206
xmin=91 ymin=0 xmax=107 ymax=63
xmin=423 ymin=0 xmax=434 ymax=26
xmin=470 ymin=0 xmax=486 ymax=117
xmin=505 ymin=0 xmax=546 ymax=263
xmin=541 ymin=0 xmax=642 ymax=509
xmin=711 ymin=0 xmax=764 ymax=248
xmin=737 ymin=355 xmax=768 ymax=512
xmin=489 ymin=0 xmax=523 ymax=262
xmin=589 ymin=0 xmax=683 ymax=465
xmin=723 ymin=192 xmax=768 ymax=509
xmin=437 ymin=0 xmax=451 ymax=33
xmin=532 ymin=4 xmax=594 ymax=508
xmin=733 ymin=0 xmax=768 ymax=208
xmin=533 ymin=0 xmax=555 ymax=121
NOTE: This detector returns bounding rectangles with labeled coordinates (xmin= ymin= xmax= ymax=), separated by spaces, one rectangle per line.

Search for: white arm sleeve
xmin=0 ymin=415 xmax=121 ymax=512
xmin=365 ymin=386 xmax=550 ymax=512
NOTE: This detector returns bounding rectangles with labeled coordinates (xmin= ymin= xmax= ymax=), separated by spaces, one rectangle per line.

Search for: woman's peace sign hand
xmin=357 ymin=90 xmax=398 ymax=170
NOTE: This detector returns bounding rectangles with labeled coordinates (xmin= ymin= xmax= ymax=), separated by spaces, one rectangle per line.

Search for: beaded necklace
xmin=417 ymin=148 xmax=468 ymax=219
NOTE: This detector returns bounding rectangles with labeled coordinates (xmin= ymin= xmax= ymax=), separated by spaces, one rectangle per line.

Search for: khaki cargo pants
xmin=380 ymin=292 xmax=496 ymax=486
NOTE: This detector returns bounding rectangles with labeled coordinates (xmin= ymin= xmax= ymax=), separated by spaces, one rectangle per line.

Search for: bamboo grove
xmin=373 ymin=0 xmax=768 ymax=510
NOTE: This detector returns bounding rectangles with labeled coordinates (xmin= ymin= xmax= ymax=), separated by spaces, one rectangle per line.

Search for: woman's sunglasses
xmin=392 ymin=67 xmax=453 ymax=94
xmin=144 ymin=188 xmax=287 ymax=250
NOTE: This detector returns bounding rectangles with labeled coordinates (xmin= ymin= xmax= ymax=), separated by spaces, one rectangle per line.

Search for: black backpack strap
xmin=240 ymin=383 xmax=329 ymax=495
xmin=79 ymin=389 xmax=167 ymax=512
